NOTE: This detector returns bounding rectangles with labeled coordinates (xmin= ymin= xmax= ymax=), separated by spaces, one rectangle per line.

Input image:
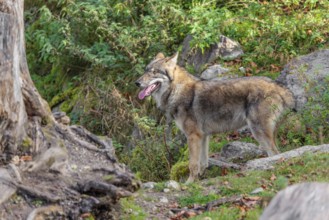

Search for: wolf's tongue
xmin=138 ymin=83 xmax=158 ymax=100
xmin=138 ymin=89 xmax=147 ymax=100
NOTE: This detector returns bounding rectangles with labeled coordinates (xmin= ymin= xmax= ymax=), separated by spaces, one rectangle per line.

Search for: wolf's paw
xmin=185 ymin=175 xmax=199 ymax=184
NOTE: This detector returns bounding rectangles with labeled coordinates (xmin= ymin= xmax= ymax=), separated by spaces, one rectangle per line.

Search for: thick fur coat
xmin=136 ymin=53 xmax=295 ymax=182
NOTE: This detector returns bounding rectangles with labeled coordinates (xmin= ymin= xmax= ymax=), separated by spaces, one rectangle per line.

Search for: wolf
xmin=135 ymin=52 xmax=295 ymax=183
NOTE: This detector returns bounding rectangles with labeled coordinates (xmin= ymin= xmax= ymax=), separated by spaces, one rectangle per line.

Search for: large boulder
xmin=179 ymin=35 xmax=243 ymax=73
xmin=277 ymin=49 xmax=329 ymax=110
xmin=260 ymin=182 xmax=329 ymax=220
xmin=220 ymin=141 xmax=267 ymax=163
xmin=200 ymin=64 xmax=229 ymax=80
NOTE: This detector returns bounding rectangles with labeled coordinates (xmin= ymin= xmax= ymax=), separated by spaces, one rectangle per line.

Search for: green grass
xmin=180 ymin=152 xmax=329 ymax=219
xmin=120 ymin=197 xmax=148 ymax=220
xmin=192 ymin=206 xmax=242 ymax=220
xmin=117 ymin=152 xmax=329 ymax=219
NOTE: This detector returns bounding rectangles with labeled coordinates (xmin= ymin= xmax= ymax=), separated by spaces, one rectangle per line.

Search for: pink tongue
xmin=138 ymin=84 xmax=157 ymax=100
xmin=138 ymin=89 xmax=147 ymax=100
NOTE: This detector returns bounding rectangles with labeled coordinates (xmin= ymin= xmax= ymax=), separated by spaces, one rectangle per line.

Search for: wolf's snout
xmin=135 ymin=81 xmax=141 ymax=87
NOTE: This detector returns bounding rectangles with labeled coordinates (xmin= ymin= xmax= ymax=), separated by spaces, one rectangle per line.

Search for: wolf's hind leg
xmin=247 ymin=96 xmax=284 ymax=156
xmin=200 ymin=135 xmax=209 ymax=174
xmin=186 ymin=133 xmax=203 ymax=183
xmin=247 ymin=119 xmax=279 ymax=156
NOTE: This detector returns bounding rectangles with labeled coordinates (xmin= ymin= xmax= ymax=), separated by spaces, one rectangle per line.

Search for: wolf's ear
xmin=155 ymin=52 xmax=165 ymax=60
xmin=166 ymin=52 xmax=179 ymax=70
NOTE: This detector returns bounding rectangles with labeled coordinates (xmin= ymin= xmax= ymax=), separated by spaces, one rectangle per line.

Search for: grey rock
xmin=163 ymin=188 xmax=170 ymax=193
xmin=159 ymin=196 xmax=169 ymax=203
xmin=239 ymin=67 xmax=246 ymax=74
xmin=179 ymin=35 xmax=243 ymax=73
xmin=260 ymin=182 xmax=329 ymax=220
xmin=165 ymin=180 xmax=181 ymax=191
xmin=220 ymin=141 xmax=267 ymax=163
xmin=277 ymin=49 xmax=329 ymax=110
xmin=142 ymin=182 xmax=156 ymax=190
xmin=200 ymin=64 xmax=229 ymax=80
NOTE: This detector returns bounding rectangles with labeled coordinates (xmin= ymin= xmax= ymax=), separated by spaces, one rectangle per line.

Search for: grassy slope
xmin=121 ymin=152 xmax=329 ymax=219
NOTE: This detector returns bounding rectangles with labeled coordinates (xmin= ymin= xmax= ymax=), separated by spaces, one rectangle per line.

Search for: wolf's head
xmin=135 ymin=53 xmax=178 ymax=100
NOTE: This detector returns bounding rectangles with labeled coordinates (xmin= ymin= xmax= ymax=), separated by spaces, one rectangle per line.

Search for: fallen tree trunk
xmin=0 ymin=1 xmax=139 ymax=219
xmin=207 ymin=144 xmax=329 ymax=171
xmin=245 ymin=144 xmax=329 ymax=170
xmin=208 ymin=158 xmax=242 ymax=170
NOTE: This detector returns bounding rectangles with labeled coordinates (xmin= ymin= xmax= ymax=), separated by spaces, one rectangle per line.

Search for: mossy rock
xmin=49 ymin=87 xmax=81 ymax=113
xmin=170 ymin=160 xmax=189 ymax=182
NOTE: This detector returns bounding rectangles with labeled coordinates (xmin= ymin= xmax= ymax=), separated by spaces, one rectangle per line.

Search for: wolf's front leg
xmin=186 ymin=133 xmax=203 ymax=183
xmin=200 ymin=135 xmax=209 ymax=174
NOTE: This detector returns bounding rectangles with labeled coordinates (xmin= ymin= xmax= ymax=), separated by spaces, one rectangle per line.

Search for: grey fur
xmin=136 ymin=53 xmax=295 ymax=183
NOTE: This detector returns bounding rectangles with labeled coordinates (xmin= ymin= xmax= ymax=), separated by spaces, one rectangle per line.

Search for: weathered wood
xmin=170 ymin=195 xmax=245 ymax=219
xmin=0 ymin=168 xmax=17 ymax=204
xmin=245 ymin=144 xmax=329 ymax=170
xmin=0 ymin=10 xmax=27 ymax=154
xmin=0 ymin=1 xmax=140 ymax=219
xmin=208 ymin=158 xmax=242 ymax=170
xmin=205 ymin=195 xmax=243 ymax=211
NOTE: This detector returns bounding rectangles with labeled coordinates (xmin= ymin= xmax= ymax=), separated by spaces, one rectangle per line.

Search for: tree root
xmin=1 ymin=115 xmax=140 ymax=219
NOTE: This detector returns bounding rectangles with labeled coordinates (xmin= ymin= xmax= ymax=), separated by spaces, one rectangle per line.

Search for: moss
xmin=41 ymin=115 xmax=53 ymax=126
xmin=60 ymin=100 xmax=74 ymax=113
xmin=59 ymin=141 xmax=66 ymax=149
xmin=49 ymin=87 xmax=80 ymax=109
xmin=170 ymin=160 xmax=189 ymax=182
xmin=46 ymin=157 xmax=55 ymax=167
xmin=103 ymin=175 xmax=115 ymax=181
xmin=21 ymin=137 xmax=33 ymax=151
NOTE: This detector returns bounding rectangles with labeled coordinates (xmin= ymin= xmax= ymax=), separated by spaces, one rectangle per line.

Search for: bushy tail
xmin=276 ymin=81 xmax=296 ymax=111
xmin=284 ymin=89 xmax=296 ymax=111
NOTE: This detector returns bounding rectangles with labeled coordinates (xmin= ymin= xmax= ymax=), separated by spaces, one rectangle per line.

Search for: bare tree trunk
xmin=0 ymin=0 xmax=50 ymax=156
xmin=0 ymin=0 xmax=27 ymax=155
xmin=0 ymin=1 xmax=139 ymax=219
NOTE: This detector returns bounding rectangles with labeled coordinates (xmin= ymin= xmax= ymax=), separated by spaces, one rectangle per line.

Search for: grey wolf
xmin=135 ymin=53 xmax=295 ymax=183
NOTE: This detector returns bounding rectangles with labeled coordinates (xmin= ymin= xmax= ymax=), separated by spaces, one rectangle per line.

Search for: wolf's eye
xmin=152 ymin=69 xmax=158 ymax=74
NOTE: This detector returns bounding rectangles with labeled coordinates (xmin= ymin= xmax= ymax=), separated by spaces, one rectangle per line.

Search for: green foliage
xmin=190 ymin=206 xmax=243 ymax=220
xmin=25 ymin=0 xmax=329 ymax=185
xmin=170 ymin=160 xmax=189 ymax=182
xmin=178 ymin=152 xmax=329 ymax=218
xmin=120 ymin=197 xmax=148 ymax=220
xmin=179 ymin=183 xmax=221 ymax=207
xmin=278 ymin=76 xmax=329 ymax=150
xmin=274 ymin=176 xmax=289 ymax=191
xmin=21 ymin=137 xmax=33 ymax=152
xmin=121 ymin=115 xmax=182 ymax=182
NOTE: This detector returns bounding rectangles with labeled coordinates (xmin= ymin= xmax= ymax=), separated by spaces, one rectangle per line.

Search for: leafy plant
xmin=25 ymin=0 xmax=329 ymax=184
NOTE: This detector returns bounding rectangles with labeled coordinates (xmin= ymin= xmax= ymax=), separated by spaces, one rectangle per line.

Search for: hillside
xmin=22 ymin=0 xmax=329 ymax=218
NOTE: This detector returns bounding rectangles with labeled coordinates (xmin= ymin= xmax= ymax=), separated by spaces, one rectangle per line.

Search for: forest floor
xmin=120 ymin=151 xmax=329 ymax=220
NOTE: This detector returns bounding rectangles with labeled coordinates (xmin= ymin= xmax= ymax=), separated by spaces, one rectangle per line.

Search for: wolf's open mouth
xmin=138 ymin=82 xmax=160 ymax=100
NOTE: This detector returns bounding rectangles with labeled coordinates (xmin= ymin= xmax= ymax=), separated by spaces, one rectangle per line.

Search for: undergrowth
xmin=186 ymin=152 xmax=329 ymax=219
xmin=25 ymin=0 xmax=329 ymax=182
xmin=120 ymin=152 xmax=329 ymax=219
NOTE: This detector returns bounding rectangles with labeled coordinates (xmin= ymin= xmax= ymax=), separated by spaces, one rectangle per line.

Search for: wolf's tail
xmin=276 ymin=81 xmax=297 ymax=112
xmin=283 ymin=89 xmax=296 ymax=112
